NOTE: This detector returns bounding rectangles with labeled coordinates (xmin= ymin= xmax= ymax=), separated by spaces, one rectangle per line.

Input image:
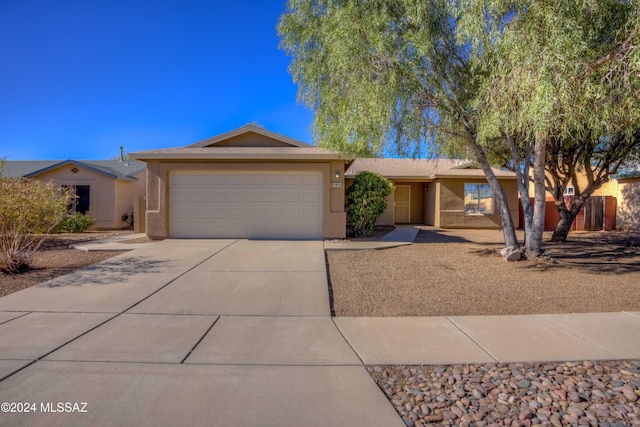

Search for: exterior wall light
xmin=335 ymin=171 xmax=340 ymax=178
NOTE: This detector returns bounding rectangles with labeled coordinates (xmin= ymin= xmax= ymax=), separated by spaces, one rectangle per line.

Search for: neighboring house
xmin=613 ymin=171 xmax=640 ymax=231
xmin=345 ymin=158 xmax=518 ymax=229
xmin=131 ymin=125 xmax=518 ymax=239
xmin=2 ymin=159 xmax=146 ymax=229
xmin=522 ymin=169 xmax=640 ymax=232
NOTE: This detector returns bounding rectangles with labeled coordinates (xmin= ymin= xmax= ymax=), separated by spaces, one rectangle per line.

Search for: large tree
xmin=279 ymin=0 xmax=640 ymax=258
xmin=471 ymin=0 xmax=640 ymax=243
xmin=546 ymin=129 xmax=640 ymax=242
xmin=279 ymin=0 xmax=523 ymax=258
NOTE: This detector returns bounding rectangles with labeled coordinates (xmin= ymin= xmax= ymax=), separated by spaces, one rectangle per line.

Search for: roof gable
xmin=188 ymin=124 xmax=311 ymax=148
xmin=2 ymin=160 xmax=146 ymax=181
xmin=130 ymin=125 xmax=343 ymax=161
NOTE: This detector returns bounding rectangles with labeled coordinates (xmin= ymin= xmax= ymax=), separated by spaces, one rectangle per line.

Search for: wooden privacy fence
xmin=518 ymin=196 xmax=616 ymax=232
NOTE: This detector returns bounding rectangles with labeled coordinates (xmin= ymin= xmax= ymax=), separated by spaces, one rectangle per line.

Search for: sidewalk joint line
xmin=446 ymin=317 xmax=499 ymax=363
xmin=331 ymin=318 xmax=366 ymax=366
xmin=0 ymin=311 xmax=31 ymax=326
xmin=536 ymin=314 xmax=621 ymax=358
xmin=0 ymin=312 xmax=121 ymax=383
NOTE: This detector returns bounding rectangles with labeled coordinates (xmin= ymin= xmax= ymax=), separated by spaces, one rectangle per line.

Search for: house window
xmin=63 ymin=185 xmax=91 ymax=215
xmin=464 ymin=183 xmax=494 ymax=215
xmin=564 ymin=186 xmax=575 ymax=196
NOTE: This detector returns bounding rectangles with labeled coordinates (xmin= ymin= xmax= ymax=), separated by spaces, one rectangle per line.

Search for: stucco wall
xmin=144 ymin=160 xmax=346 ymax=239
xmin=438 ymin=178 xmax=518 ymax=229
xmin=528 ymin=170 xmax=618 ymax=198
xmin=36 ymin=165 xmax=117 ymax=229
xmin=209 ymin=133 xmax=292 ymax=147
xmin=424 ymin=182 xmax=437 ymax=226
xmin=617 ymin=179 xmax=640 ymax=231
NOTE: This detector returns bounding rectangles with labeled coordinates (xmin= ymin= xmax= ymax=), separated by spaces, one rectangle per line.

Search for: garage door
xmin=169 ymin=171 xmax=323 ymax=239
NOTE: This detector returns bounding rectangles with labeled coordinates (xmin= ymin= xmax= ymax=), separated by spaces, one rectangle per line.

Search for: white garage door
xmin=169 ymin=171 xmax=323 ymax=239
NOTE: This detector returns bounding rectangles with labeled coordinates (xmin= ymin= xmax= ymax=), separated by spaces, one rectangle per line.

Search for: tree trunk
xmin=551 ymin=191 xmax=591 ymax=242
xmin=506 ymin=134 xmax=533 ymax=246
xmin=526 ymin=136 xmax=546 ymax=259
xmin=552 ymin=203 xmax=574 ymax=242
xmin=470 ymin=138 xmax=520 ymax=255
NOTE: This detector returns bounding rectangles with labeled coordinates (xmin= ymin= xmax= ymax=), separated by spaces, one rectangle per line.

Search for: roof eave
xmin=24 ymin=160 xmax=119 ymax=180
xmin=130 ymin=152 xmax=344 ymax=161
xmin=433 ymin=173 xmax=516 ymax=179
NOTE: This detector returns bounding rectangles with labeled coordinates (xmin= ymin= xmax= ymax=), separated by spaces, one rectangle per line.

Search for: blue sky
xmin=0 ymin=0 xmax=313 ymax=160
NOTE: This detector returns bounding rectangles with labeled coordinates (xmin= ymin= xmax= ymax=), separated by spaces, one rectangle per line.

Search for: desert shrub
xmin=54 ymin=212 xmax=95 ymax=233
xmin=0 ymin=178 xmax=73 ymax=274
xmin=346 ymin=171 xmax=393 ymax=237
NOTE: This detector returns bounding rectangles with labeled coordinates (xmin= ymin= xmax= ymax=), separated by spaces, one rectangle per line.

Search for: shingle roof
xmin=345 ymin=158 xmax=515 ymax=179
xmin=1 ymin=160 xmax=146 ymax=181
xmin=131 ymin=146 xmax=344 ymax=160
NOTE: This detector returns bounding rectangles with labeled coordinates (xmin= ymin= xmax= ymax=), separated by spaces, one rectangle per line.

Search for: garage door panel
xmin=172 ymin=207 xmax=227 ymax=220
xmin=170 ymin=171 xmax=323 ymax=239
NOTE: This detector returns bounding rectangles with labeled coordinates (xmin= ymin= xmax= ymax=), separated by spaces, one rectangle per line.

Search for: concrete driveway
xmin=0 ymin=239 xmax=403 ymax=427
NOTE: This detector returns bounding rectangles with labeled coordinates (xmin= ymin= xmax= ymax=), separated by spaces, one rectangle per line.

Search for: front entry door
xmin=394 ymin=185 xmax=411 ymax=223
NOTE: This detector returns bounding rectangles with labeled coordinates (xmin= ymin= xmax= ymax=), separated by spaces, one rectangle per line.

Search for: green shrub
xmin=54 ymin=212 xmax=95 ymax=233
xmin=346 ymin=171 xmax=393 ymax=237
xmin=0 ymin=178 xmax=73 ymax=274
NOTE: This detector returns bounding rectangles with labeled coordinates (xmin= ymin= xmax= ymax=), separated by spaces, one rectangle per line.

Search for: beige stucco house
xmin=2 ymin=160 xmax=146 ymax=229
xmin=345 ymin=158 xmax=518 ymax=229
xmin=131 ymin=125 xmax=519 ymax=239
xmin=130 ymin=125 xmax=347 ymax=239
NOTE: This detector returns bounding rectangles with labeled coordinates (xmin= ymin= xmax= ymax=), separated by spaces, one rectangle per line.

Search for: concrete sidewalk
xmin=0 ymin=239 xmax=639 ymax=426
xmin=335 ymin=312 xmax=640 ymax=364
xmin=70 ymin=233 xmax=153 ymax=251
xmin=324 ymin=225 xmax=420 ymax=250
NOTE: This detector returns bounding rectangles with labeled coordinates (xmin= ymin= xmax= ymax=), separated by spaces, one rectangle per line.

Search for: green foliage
xmin=0 ymin=178 xmax=73 ymax=274
xmin=53 ymin=212 xmax=95 ymax=233
xmin=346 ymin=171 xmax=393 ymax=237
xmin=278 ymin=0 xmax=639 ymax=250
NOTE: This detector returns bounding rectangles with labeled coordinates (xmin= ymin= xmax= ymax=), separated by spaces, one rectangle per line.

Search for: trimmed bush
xmin=0 ymin=178 xmax=73 ymax=274
xmin=346 ymin=171 xmax=393 ymax=237
xmin=54 ymin=212 xmax=95 ymax=233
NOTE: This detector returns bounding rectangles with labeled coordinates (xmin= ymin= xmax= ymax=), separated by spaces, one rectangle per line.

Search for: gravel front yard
xmin=0 ymin=231 xmax=131 ymax=297
xmin=327 ymin=228 xmax=640 ymax=317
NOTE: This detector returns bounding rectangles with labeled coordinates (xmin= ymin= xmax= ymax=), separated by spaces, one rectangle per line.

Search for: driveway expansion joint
xmin=181 ymin=316 xmax=220 ymax=364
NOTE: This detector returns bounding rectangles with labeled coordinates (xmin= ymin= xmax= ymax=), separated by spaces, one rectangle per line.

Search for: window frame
xmin=463 ymin=183 xmax=495 ymax=216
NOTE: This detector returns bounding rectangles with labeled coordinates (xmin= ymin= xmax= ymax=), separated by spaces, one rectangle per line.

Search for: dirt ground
xmin=0 ymin=231 xmax=131 ymax=297
xmin=327 ymin=228 xmax=640 ymax=316
xmin=3 ymin=228 xmax=640 ymax=317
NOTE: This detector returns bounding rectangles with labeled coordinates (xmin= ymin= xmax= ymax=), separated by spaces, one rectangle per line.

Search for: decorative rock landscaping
xmin=368 ymin=360 xmax=640 ymax=427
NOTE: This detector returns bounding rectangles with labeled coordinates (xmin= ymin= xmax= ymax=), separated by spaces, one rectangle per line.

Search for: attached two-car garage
xmin=131 ymin=124 xmax=347 ymax=240
xmin=169 ymin=171 xmax=323 ymax=239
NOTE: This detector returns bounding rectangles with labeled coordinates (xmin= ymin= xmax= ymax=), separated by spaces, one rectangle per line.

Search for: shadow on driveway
xmin=39 ymin=256 xmax=175 ymax=288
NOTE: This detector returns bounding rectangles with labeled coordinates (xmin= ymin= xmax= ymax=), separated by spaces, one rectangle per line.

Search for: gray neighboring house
xmin=2 ymin=160 xmax=147 ymax=230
